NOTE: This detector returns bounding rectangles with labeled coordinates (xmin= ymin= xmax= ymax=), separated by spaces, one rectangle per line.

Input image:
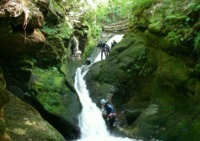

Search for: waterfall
xmin=74 ymin=65 xmax=140 ymax=141
xmin=74 ymin=66 xmax=109 ymax=140
xmin=73 ymin=34 xmax=142 ymax=141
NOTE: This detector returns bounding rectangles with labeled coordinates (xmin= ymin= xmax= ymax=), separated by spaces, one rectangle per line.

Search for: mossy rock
xmin=5 ymin=94 xmax=66 ymax=141
xmin=0 ymin=118 xmax=6 ymax=136
xmin=30 ymin=67 xmax=66 ymax=114
xmin=46 ymin=0 xmax=65 ymax=24
xmin=0 ymin=68 xmax=9 ymax=107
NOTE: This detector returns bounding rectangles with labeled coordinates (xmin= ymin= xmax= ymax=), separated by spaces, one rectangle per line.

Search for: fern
xmin=167 ymin=31 xmax=182 ymax=46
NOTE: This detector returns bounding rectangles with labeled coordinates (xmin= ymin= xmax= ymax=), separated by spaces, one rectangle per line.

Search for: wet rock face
xmin=0 ymin=0 xmax=45 ymax=54
xmin=0 ymin=76 xmax=9 ymax=109
xmin=0 ymin=68 xmax=9 ymax=108
xmin=0 ymin=87 xmax=9 ymax=109
xmin=0 ymin=68 xmax=10 ymax=141
xmin=85 ymin=0 xmax=200 ymax=140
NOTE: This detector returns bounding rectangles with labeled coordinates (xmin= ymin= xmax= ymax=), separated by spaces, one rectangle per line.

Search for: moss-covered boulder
xmin=29 ymin=65 xmax=81 ymax=139
xmin=5 ymin=94 xmax=66 ymax=141
xmin=85 ymin=0 xmax=200 ymax=140
xmin=0 ymin=0 xmax=83 ymax=140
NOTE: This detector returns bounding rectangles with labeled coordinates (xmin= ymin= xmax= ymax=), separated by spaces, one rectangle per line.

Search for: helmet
xmin=100 ymin=99 xmax=106 ymax=105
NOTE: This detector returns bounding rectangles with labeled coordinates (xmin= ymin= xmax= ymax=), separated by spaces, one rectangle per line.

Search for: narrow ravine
xmin=73 ymin=35 xmax=142 ymax=141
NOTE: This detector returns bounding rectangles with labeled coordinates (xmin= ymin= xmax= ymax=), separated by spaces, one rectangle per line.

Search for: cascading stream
xmin=74 ymin=65 xmax=139 ymax=141
xmin=74 ymin=66 xmax=109 ymax=139
xmin=73 ymin=35 xmax=142 ymax=141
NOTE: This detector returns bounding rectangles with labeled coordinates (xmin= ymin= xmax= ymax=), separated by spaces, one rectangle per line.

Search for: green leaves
xmin=194 ymin=33 xmax=200 ymax=53
xmin=95 ymin=0 xmax=133 ymax=24
xmin=167 ymin=31 xmax=182 ymax=46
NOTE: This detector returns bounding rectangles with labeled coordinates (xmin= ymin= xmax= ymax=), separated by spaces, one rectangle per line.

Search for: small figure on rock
xmin=111 ymin=40 xmax=117 ymax=49
xmin=86 ymin=58 xmax=91 ymax=65
xmin=100 ymin=99 xmax=117 ymax=131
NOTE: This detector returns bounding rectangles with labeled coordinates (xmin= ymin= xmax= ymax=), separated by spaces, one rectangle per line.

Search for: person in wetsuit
xmin=100 ymin=99 xmax=116 ymax=131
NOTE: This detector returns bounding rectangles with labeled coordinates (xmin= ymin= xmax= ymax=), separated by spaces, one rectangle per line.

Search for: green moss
xmin=60 ymin=63 xmax=74 ymax=88
xmin=167 ymin=31 xmax=183 ymax=46
xmin=5 ymin=94 xmax=66 ymax=141
xmin=148 ymin=21 xmax=163 ymax=33
xmin=152 ymin=76 xmax=175 ymax=108
xmin=162 ymin=117 xmax=190 ymax=141
xmin=32 ymin=67 xmax=63 ymax=91
xmin=0 ymin=119 xmax=6 ymax=134
xmin=132 ymin=0 xmax=157 ymax=16
xmin=0 ymin=87 xmax=9 ymax=107
xmin=190 ymin=119 xmax=200 ymax=141
xmin=166 ymin=14 xmax=187 ymax=21
xmin=38 ymin=92 xmax=66 ymax=114
xmin=193 ymin=81 xmax=200 ymax=103
xmin=82 ymin=37 xmax=96 ymax=60
xmin=31 ymin=67 xmax=66 ymax=114
xmin=186 ymin=1 xmax=200 ymax=15
xmin=48 ymin=0 xmax=65 ymax=23
xmin=42 ymin=20 xmax=71 ymax=39
xmin=194 ymin=32 xmax=200 ymax=53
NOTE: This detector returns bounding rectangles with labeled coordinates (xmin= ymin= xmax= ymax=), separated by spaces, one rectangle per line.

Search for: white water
xmin=73 ymin=35 xmax=142 ymax=141
xmin=94 ymin=34 xmax=124 ymax=62
xmin=74 ymin=65 xmax=138 ymax=141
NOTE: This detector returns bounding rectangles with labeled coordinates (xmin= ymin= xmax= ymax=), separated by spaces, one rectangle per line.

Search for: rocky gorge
xmin=0 ymin=0 xmax=200 ymax=141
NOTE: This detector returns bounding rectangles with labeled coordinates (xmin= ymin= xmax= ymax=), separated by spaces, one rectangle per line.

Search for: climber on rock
xmin=100 ymin=99 xmax=117 ymax=131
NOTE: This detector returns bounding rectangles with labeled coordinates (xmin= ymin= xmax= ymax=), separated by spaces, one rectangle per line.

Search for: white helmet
xmin=100 ymin=99 xmax=106 ymax=105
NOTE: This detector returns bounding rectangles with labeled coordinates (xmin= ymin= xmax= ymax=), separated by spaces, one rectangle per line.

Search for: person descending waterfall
xmin=97 ymin=41 xmax=109 ymax=60
xmin=111 ymin=40 xmax=117 ymax=49
xmin=105 ymin=44 xmax=111 ymax=56
xmin=100 ymin=42 xmax=108 ymax=60
xmin=100 ymin=99 xmax=117 ymax=131
xmin=86 ymin=57 xmax=91 ymax=65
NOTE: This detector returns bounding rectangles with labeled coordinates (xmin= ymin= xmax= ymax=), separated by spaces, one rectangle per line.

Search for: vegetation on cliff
xmin=85 ymin=0 xmax=200 ymax=141
xmin=0 ymin=0 xmax=199 ymax=141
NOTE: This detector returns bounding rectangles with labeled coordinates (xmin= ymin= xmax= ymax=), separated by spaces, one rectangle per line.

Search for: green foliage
xmin=42 ymin=22 xmax=58 ymax=35
xmin=194 ymin=33 xmax=200 ymax=53
xmin=83 ymin=39 xmax=95 ymax=59
xmin=82 ymin=23 xmax=101 ymax=59
xmin=131 ymin=54 xmax=153 ymax=77
xmin=120 ymin=1 xmax=133 ymax=18
xmin=187 ymin=1 xmax=200 ymax=14
xmin=88 ymin=24 xmax=102 ymax=39
xmin=167 ymin=31 xmax=183 ymax=46
xmin=95 ymin=0 xmax=133 ymax=24
xmin=30 ymin=67 xmax=66 ymax=114
xmin=96 ymin=7 xmax=112 ymax=24
xmin=132 ymin=0 xmax=157 ymax=15
xmin=31 ymin=67 xmax=64 ymax=92
xmin=41 ymin=20 xmax=72 ymax=38
xmin=38 ymin=92 xmax=66 ymax=114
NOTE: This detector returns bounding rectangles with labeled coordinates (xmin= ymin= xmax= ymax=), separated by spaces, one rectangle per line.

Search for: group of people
xmin=97 ymin=40 xmax=117 ymax=60
xmin=84 ymin=40 xmax=118 ymax=65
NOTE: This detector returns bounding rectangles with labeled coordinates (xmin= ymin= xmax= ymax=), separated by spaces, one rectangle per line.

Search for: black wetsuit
xmin=102 ymin=103 xmax=116 ymax=131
